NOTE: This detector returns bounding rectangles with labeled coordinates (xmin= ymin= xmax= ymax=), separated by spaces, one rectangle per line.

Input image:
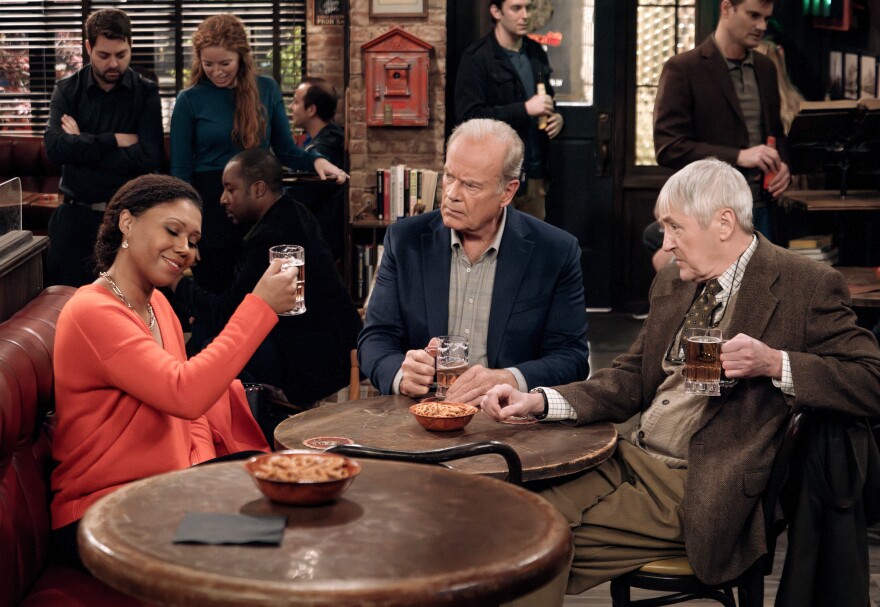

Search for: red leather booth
xmin=0 ymin=286 xmax=143 ymax=606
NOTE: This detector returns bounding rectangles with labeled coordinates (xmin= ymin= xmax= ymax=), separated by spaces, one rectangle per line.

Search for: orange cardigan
xmin=50 ymin=286 xmax=277 ymax=528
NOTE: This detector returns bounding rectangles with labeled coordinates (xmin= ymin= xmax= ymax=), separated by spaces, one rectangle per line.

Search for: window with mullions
xmin=634 ymin=0 xmax=696 ymax=166
xmin=0 ymin=1 xmax=306 ymax=135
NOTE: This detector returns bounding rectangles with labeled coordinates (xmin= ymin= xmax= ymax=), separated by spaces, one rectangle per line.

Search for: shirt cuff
xmin=391 ymin=368 xmax=404 ymax=395
xmin=771 ymin=351 xmax=795 ymax=396
xmin=539 ymin=387 xmax=578 ymax=422
xmin=506 ymin=367 xmax=528 ymax=393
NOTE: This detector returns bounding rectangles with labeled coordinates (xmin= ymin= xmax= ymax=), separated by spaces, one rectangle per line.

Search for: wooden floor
xmin=563 ymin=312 xmax=880 ymax=606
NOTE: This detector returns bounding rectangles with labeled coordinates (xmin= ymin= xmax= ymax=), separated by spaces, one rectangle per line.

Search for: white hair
xmin=656 ymin=158 xmax=754 ymax=232
xmin=447 ymin=118 xmax=524 ymax=190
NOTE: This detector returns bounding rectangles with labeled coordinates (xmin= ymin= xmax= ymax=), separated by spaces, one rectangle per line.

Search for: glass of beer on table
xmin=683 ymin=327 xmax=722 ymax=396
xmin=435 ymin=335 xmax=468 ymax=398
xmin=269 ymin=245 xmax=306 ymax=316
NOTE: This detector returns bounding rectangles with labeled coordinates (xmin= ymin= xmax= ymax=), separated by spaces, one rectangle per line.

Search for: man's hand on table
xmin=444 ymin=366 xmax=518 ymax=407
xmin=481 ymin=384 xmax=544 ymax=422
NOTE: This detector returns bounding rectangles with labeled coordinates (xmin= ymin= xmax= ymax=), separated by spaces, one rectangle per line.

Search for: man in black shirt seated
xmin=289 ymin=77 xmax=345 ymax=263
xmin=171 ymin=149 xmax=362 ymax=409
xmin=44 ymin=8 xmax=163 ymax=286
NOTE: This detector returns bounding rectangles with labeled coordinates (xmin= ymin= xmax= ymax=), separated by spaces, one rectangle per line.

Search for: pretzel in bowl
xmin=253 ymin=454 xmax=350 ymax=483
xmin=411 ymin=402 xmax=477 ymax=418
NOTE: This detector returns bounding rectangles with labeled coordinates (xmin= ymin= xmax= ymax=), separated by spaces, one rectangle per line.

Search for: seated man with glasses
xmin=483 ymin=157 xmax=880 ymax=606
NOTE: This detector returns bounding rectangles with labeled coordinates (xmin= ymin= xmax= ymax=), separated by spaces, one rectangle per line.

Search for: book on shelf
xmin=362 ymin=245 xmax=385 ymax=310
xmin=421 ymin=170 xmax=439 ymax=210
xmin=788 ymin=234 xmax=833 ymax=249
xmin=409 ymin=168 xmax=418 ymax=216
xmin=371 ymin=166 xmax=441 ymax=222
xmin=798 ymin=98 xmax=880 ymax=112
xmin=375 ymin=170 xmax=384 ymax=220
xmin=791 ymin=246 xmax=839 ymax=265
xmin=353 ymin=243 xmax=384 ymax=303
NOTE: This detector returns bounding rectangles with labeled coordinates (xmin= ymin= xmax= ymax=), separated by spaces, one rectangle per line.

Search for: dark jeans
xmin=46 ymin=203 xmax=103 ymax=287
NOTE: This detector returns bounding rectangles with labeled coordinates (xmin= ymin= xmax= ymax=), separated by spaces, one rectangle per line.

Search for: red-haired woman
xmin=170 ymin=14 xmax=346 ymax=292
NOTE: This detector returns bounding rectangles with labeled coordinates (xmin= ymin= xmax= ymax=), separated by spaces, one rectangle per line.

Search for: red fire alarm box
xmin=362 ymin=27 xmax=433 ymax=127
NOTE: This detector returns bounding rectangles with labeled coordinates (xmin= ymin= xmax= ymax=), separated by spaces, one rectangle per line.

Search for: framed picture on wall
xmin=829 ymin=51 xmax=843 ymax=98
xmin=877 ymin=61 xmax=880 ymax=97
xmin=860 ymin=55 xmax=876 ymax=99
xmin=844 ymin=52 xmax=859 ymax=99
xmin=369 ymin=0 xmax=427 ymax=18
xmin=314 ymin=0 xmax=344 ymax=25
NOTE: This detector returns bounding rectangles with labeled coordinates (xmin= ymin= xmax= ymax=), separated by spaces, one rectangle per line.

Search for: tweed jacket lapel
xmin=421 ymin=213 xmax=452 ymax=339
xmin=641 ymin=273 xmax=699 ymax=395
xmin=487 ymin=210 xmax=533 ymax=367
xmin=724 ymin=235 xmax=780 ymax=342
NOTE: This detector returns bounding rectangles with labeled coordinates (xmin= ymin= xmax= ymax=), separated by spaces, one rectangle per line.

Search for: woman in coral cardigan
xmin=50 ymin=174 xmax=298 ymax=567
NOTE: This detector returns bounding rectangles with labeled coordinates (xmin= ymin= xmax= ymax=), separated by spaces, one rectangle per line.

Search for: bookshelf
xmin=346 ymin=218 xmax=392 ymax=307
xmin=345 ymin=163 xmax=442 ymax=306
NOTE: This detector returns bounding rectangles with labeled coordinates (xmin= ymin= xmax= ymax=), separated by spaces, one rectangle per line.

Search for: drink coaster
xmin=302 ymin=436 xmax=355 ymax=450
xmin=501 ymin=415 xmax=539 ymax=425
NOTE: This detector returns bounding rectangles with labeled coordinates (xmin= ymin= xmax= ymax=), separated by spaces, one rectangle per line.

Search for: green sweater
xmin=170 ymin=75 xmax=319 ymax=180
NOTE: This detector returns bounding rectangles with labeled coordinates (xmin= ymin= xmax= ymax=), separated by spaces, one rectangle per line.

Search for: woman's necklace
xmin=99 ymin=271 xmax=156 ymax=331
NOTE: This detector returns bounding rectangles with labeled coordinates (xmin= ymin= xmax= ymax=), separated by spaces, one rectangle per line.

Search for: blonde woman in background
xmin=755 ymin=40 xmax=805 ymax=135
xmin=755 ymin=40 xmax=813 ymax=193
xmin=171 ymin=14 xmax=347 ymax=293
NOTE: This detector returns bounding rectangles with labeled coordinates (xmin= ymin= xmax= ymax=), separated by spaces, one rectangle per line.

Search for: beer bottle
xmin=762 ymin=136 xmax=777 ymax=191
xmin=537 ymin=83 xmax=548 ymax=130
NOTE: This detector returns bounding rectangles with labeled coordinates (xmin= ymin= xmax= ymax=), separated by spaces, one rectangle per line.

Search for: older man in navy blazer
xmin=358 ymin=118 xmax=588 ymax=406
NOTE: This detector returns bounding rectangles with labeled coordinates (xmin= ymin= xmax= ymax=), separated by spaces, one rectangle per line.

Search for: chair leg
xmin=736 ymin=572 xmax=764 ymax=607
xmin=609 ymin=579 xmax=631 ymax=607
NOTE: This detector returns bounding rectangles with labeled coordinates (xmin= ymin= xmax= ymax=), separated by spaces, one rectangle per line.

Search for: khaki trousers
xmin=513 ymin=178 xmax=547 ymax=221
xmin=504 ymin=440 xmax=688 ymax=607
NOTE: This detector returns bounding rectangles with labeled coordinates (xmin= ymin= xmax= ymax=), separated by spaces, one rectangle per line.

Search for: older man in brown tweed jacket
xmin=484 ymin=158 xmax=880 ymax=605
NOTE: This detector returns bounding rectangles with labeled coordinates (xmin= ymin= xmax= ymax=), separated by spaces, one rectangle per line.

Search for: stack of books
xmin=788 ymin=234 xmax=838 ymax=265
xmin=375 ymin=166 xmax=440 ymax=221
xmin=353 ymin=243 xmax=384 ymax=303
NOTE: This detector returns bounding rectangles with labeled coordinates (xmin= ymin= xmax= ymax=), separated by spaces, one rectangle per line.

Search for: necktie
xmin=685 ymin=279 xmax=722 ymax=329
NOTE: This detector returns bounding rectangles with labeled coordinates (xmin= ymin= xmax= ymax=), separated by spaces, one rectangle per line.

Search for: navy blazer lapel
xmin=487 ymin=211 xmax=533 ymax=366
xmin=726 ymin=236 xmax=780 ymax=340
xmin=700 ymin=38 xmax=745 ymax=129
xmin=422 ymin=214 xmax=452 ymax=338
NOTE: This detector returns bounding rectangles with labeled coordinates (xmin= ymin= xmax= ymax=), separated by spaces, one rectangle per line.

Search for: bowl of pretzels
xmin=408 ymin=402 xmax=478 ymax=432
xmin=244 ymin=450 xmax=361 ymax=505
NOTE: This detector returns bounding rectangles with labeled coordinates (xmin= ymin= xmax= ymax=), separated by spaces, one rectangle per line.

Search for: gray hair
xmin=447 ymin=118 xmax=524 ymax=191
xmin=656 ymin=158 xmax=754 ymax=232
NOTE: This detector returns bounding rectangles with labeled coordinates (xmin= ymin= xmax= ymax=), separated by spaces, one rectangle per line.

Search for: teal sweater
xmin=170 ymin=75 xmax=319 ymax=180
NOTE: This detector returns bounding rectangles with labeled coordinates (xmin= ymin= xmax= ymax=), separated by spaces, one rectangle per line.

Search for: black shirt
xmin=44 ymin=65 xmax=163 ymax=204
xmin=173 ymin=192 xmax=362 ymax=405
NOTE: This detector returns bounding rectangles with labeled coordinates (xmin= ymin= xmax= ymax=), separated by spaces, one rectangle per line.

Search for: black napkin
xmin=173 ymin=512 xmax=287 ymax=545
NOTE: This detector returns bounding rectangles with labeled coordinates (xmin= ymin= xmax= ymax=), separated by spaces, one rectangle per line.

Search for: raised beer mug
xmin=683 ymin=327 xmax=722 ymax=396
xmin=269 ymin=245 xmax=306 ymax=316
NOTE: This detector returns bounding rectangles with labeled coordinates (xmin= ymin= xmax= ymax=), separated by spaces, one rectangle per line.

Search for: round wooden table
xmin=274 ymin=395 xmax=618 ymax=482
xmin=79 ymin=459 xmax=572 ymax=607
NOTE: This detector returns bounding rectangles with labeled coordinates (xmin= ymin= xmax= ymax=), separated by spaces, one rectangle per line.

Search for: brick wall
xmin=305 ymin=2 xmax=345 ymax=115
xmin=305 ymin=0 xmax=447 ymax=219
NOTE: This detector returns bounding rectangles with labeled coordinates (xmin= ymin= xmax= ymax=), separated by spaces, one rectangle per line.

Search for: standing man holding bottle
xmin=454 ymin=0 xmax=563 ymax=221
xmin=654 ymin=0 xmax=792 ymax=242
